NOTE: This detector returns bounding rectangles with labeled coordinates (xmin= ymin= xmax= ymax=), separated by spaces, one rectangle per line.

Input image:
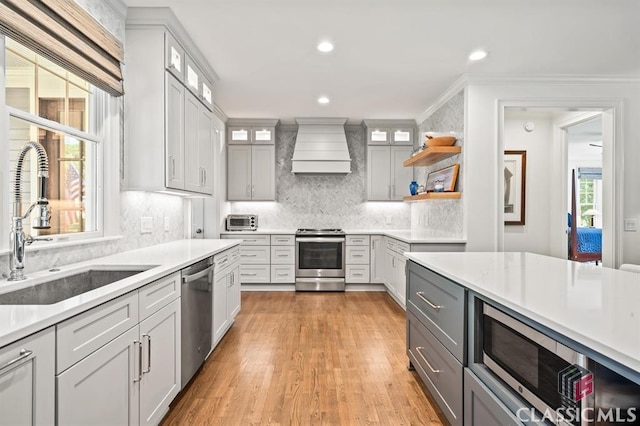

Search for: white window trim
xmin=1 ymin=36 xmax=122 ymax=251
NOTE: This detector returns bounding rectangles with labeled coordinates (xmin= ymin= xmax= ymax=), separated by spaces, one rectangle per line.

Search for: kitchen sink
xmin=0 ymin=267 xmax=155 ymax=305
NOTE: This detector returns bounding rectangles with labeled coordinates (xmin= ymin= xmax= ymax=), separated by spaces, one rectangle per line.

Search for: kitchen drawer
xmin=346 ymin=265 xmax=370 ymax=283
xmin=408 ymin=312 xmax=463 ymax=426
xmin=56 ymin=291 xmax=139 ymax=373
xmin=407 ymin=261 xmax=465 ymax=362
xmin=271 ymin=235 xmax=295 ymax=246
xmin=270 ymin=265 xmax=295 ymax=283
xmin=240 ymin=246 xmax=270 ymax=264
xmin=396 ymin=241 xmax=410 ymax=253
xmin=346 ymin=235 xmax=370 ymax=246
xmin=221 ymin=234 xmax=271 ymax=245
xmin=138 ymin=272 xmax=180 ymax=321
xmin=346 ymin=246 xmax=370 ymax=264
xmin=271 ymin=246 xmax=295 ymax=264
xmin=230 ymin=247 xmax=240 ymax=263
xmin=385 ymin=237 xmax=397 ymax=251
xmin=464 ymin=368 xmax=523 ymax=426
xmin=239 ymin=265 xmax=270 ymax=283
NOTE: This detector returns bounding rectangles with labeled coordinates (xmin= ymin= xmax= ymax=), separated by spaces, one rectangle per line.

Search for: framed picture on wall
xmin=504 ymin=150 xmax=526 ymax=225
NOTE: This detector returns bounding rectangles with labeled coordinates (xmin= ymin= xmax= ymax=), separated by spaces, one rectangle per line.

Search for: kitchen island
xmin=405 ymin=251 xmax=640 ymax=425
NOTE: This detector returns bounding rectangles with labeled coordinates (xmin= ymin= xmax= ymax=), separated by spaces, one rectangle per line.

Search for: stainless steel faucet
xmin=9 ymin=141 xmax=52 ymax=281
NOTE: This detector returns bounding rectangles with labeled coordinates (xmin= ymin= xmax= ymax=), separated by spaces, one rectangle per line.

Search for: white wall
xmin=463 ymin=77 xmax=640 ymax=267
xmin=503 ymin=112 xmax=553 ymax=255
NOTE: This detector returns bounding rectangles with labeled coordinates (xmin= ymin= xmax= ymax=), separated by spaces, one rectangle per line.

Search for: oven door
xmin=295 ymin=237 xmax=345 ymax=278
xmin=482 ymin=304 xmax=588 ymax=425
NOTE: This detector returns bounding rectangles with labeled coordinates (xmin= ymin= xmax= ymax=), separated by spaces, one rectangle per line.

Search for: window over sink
xmin=2 ymin=36 xmax=113 ymax=243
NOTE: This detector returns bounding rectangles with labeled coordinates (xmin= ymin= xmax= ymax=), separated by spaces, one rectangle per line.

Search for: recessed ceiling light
xmin=317 ymin=41 xmax=334 ymax=53
xmin=318 ymin=96 xmax=330 ymax=104
xmin=469 ymin=50 xmax=488 ymax=61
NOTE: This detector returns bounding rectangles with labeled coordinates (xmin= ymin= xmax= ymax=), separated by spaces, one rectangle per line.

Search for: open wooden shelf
xmin=403 ymin=146 xmax=462 ymax=168
xmin=403 ymin=192 xmax=462 ymax=202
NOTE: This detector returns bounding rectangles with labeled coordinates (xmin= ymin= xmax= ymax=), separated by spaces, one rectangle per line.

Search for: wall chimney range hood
xmin=292 ymin=118 xmax=351 ymax=174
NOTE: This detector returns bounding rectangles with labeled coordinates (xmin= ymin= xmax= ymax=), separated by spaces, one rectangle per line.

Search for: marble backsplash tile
xmin=412 ymin=89 xmax=465 ymax=237
xmin=0 ymin=192 xmax=186 ymax=277
xmin=230 ymin=127 xmax=411 ymax=230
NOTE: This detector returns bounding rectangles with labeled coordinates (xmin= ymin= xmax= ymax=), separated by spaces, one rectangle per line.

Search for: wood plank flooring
xmin=162 ymin=291 xmax=445 ymax=425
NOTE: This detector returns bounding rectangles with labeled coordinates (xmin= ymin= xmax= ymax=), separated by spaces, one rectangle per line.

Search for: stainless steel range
xmin=295 ymin=229 xmax=346 ymax=291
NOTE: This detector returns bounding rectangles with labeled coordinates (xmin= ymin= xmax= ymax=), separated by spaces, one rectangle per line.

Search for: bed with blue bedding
xmin=568 ymin=169 xmax=602 ymax=263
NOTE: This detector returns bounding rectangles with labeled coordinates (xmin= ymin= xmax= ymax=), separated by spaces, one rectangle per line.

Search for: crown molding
xmin=416 ymin=75 xmax=467 ymax=125
xmin=125 ymin=7 xmax=220 ymax=82
xmin=464 ymin=73 xmax=640 ymax=86
xmin=213 ymin=103 xmax=228 ymax=123
xmin=295 ymin=117 xmax=347 ymax=125
xmin=361 ymin=119 xmax=417 ymax=128
xmin=226 ymin=118 xmax=280 ymax=127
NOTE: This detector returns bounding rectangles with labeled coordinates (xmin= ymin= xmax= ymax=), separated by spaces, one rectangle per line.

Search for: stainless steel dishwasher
xmin=181 ymin=256 xmax=213 ymax=387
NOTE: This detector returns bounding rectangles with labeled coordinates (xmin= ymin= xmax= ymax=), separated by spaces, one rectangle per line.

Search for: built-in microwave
xmin=225 ymin=214 xmax=258 ymax=231
xmin=479 ymin=302 xmax=640 ymax=425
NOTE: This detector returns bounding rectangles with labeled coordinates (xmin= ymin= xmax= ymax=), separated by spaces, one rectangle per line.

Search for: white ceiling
xmin=121 ymin=0 xmax=640 ymax=123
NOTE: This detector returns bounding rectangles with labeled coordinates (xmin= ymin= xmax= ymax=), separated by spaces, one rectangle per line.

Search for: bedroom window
xmin=4 ymin=37 xmax=102 ymax=240
xmin=579 ymin=178 xmax=602 ymax=228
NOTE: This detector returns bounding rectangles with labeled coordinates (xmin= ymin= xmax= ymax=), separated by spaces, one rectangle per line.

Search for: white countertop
xmin=0 ymin=239 xmax=239 ymax=348
xmin=220 ymin=229 xmax=466 ymax=244
xmin=405 ymin=251 xmax=640 ymax=374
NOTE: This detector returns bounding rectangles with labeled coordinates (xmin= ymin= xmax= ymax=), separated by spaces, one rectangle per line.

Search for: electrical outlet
xmin=625 ymin=219 xmax=637 ymax=232
xmin=385 ymin=215 xmax=392 ymax=225
xmin=164 ymin=216 xmax=170 ymax=232
xmin=141 ymin=217 xmax=153 ymax=234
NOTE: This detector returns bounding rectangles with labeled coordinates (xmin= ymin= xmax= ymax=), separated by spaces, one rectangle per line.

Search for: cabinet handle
xmin=143 ymin=334 xmax=151 ymax=373
xmin=277 ymin=239 xmax=288 ymax=243
xmin=203 ymin=169 xmax=207 ymax=186
xmin=133 ymin=340 xmax=142 ymax=382
xmin=415 ymin=347 xmax=441 ymax=374
xmin=242 ymin=254 xmax=257 ymax=257
xmin=170 ymin=156 xmax=176 ymax=178
xmin=415 ymin=292 xmax=443 ymax=310
xmin=353 ymin=273 xmax=364 ymax=276
xmin=246 ymin=184 xmax=251 ymax=197
xmin=388 ymin=185 xmax=391 ymax=199
xmin=353 ymin=254 xmax=364 ymax=258
xmin=392 ymin=185 xmax=396 ymax=198
xmin=0 ymin=348 xmax=32 ymax=373
xmin=241 ymin=273 xmax=257 ymax=276
xmin=277 ymin=273 xmax=288 ymax=276
xmin=277 ymin=254 xmax=288 ymax=257
xmin=251 ymin=185 xmax=255 ymax=197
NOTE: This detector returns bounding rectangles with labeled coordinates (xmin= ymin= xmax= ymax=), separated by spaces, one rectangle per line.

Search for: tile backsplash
xmin=230 ymin=127 xmax=411 ymax=230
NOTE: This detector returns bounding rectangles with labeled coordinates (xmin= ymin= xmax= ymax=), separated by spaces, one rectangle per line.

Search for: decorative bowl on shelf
xmin=425 ymin=135 xmax=456 ymax=147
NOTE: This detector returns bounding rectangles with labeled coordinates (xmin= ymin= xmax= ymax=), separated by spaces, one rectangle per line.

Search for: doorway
xmin=500 ymin=105 xmax=618 ymax=267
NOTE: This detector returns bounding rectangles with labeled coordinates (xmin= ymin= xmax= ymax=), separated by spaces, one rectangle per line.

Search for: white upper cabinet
xmin=227 ymin=119 xmax=277 ymax=145
xmin=367 ymin=146 xmax=392 ymax=200
xmin=124 ymin=9 xmax=218 ymax=195
xmin=363 ymin=120 xmax=416 ymax=146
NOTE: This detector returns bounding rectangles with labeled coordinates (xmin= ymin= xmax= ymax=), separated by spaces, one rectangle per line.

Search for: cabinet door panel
xmin=140 ymin=299 xmax=181 ymax=426
xmin=228 ymin=266 xmax=241 ymax=319
xmin=367 ymin=146 xmax=391 ymax=200
xmin=213 ymin=272 xmax=229 ymax=345
xmin=57 ymin=326 xmax=139 ymax=426
xmin=184 ymin=91 xmax=201 ymax=192
xmin=396 ymin=255 xmax=407 ymax=308
xmin=198 ymin=106 xmax=214 ymax=194
xmin=464 ymin=369 xmax=523 ymax=426
xmin=0 ymin=328 xmax=54 ymax=426
xmin=251 ymin=145 xmax=275 ymax=200
xmin=370 ymin=236 xmax=385 ymax=284
xmin=165 ymin=74 xmax=185 ymax=190
xmin=391 ymin=145 xmax=413 ymax=200
xmin=227 ymin=145 xmax=252 ymax=200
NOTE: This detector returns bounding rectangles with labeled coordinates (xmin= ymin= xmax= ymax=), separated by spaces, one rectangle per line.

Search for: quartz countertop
xmin=0 ymin=239 xmax=240 ymax=348
xmin=220 ymin=229 xmax=466 ymax=244
xmin=405 ymin=251 xmax=640 ymax=374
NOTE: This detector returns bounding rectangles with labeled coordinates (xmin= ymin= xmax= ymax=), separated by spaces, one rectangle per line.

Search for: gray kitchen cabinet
xmin=464 ymin=369 xmax=523 ymax=426
xmin=212 ymin=247 xmax=241 ymax=346
xmin=0 ymin=327 xmax=55 ymax=426
xmin=366 ymin=145 xmax=413 ymax=200
xmin=139 ymin=299 xmax=181 ymax=426
xmin=125 ymin=12 xmax=215 ymax=195
xmin=57 ymin=326 xmax=140 ymax=425
xmin=370 ymin=235 xmax=385 ymax=283
xmin=57 ymin=273 xmax=182 ymax=426
xmin=227 ymin=144 xmax=275 ymax=201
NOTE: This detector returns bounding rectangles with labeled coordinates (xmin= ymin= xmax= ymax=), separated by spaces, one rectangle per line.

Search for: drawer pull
xmin=0 ymin=349 xmax=33 ymax=372
xmin=415 ymin=347 xmax=441 ymax=374
xmin=352 ymin=254 xmax=364 ymax=257
xmin=352 ymin=239 xmax=363 ymax=243
xmin=353 ymin=273 xmax=364 ymax=276
xmin=416 ymin=292 xmax=442 ymax=310
xmin=143 ymin=334 xmax=151 ymax=374
xmin=242 ymin=254 xmax=258 ymax=257
xmin=244 ymin=239 xmax=257 ymax=242
xmin=242 ymin=273 xmax=257 ymax=276
xmin=277 ymin=239 xmax=289 ymax=242
xmin=277 ymin=254 xmax=288 ymax=257
xmin=277 ymin=273 xmax=289 ymax=276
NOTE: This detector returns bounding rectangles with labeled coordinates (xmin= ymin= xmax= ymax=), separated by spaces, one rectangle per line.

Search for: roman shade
xmin=0 ymin=0 xmax=124 ymax=96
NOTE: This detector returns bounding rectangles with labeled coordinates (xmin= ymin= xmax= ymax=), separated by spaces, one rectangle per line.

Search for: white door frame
xmin=497 ymin=99 xmax=623 ymax=267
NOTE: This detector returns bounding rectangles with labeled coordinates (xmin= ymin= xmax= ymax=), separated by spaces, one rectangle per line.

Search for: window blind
xmin=578 ymin=167 xmax=602 ymax=180
xmin=0 ymin=0 xmax=124 ymax=96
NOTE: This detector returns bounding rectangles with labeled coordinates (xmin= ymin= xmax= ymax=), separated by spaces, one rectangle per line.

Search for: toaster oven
xmin=226 ymin=214 xmax=258 ymax=231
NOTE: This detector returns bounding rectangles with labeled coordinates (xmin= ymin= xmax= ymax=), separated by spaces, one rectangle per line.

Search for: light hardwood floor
xmin=162 ymin=291 xmax=445 ymax=425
